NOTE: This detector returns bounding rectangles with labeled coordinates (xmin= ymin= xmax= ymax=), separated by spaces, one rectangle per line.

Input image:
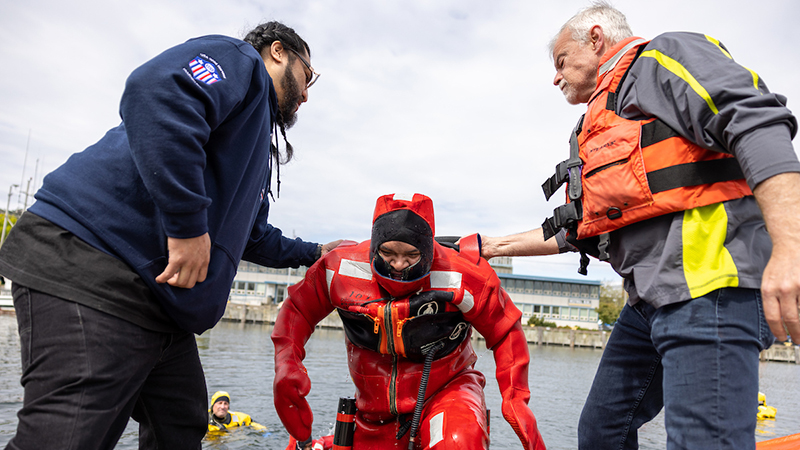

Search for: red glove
xmin=493 ymin=321 xmax=546 ymax=449
xmin=272 ymin=298 xmax=316 ymax=442
xmin=285 ymin=435 xmax=334 ymax=450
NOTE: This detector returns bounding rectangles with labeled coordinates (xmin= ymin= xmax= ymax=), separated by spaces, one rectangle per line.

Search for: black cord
xmin=405 ymin=341 xmax=445 ymax=450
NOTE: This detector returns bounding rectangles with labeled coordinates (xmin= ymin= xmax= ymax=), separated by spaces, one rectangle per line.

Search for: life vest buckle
xmin=542 ymin=200 xmax=582 ymax=241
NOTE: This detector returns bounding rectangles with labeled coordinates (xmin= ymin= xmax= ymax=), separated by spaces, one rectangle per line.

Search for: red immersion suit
xmin=272 ymin=193 xmax=545 ymax=449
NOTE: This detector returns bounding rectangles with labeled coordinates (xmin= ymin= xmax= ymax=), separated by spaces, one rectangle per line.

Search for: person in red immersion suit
xmin=272 ymin=193 xmax=546 ymax=449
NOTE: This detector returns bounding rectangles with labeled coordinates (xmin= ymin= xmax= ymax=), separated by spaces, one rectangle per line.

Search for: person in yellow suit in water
xmin=207 ymin=391 xmax=266 ymax=435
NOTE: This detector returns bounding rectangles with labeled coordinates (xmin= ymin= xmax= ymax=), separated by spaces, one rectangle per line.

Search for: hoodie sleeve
xmin=120 ymin=36 xmax=262 ymax=239
xmin=241 ymin=199 xmax=319 ymax=268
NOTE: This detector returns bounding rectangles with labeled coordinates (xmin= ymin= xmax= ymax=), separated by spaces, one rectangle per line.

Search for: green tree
xmin=527 ymin=316 xmax=557 ymax=328
xmin=0 ymin=212 xmax=17 ymax=244
xmin=596 ymin=280 xmax=627 ymax=326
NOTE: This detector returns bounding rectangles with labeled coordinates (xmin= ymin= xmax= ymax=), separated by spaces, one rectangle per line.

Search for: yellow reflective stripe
xmin=682 ymin=204 xmax=740 ymax=298
xmin=747 ymin=68 xmax=760 ymax=91
xmin=640 ymin=49 xmax=719 ymax=114
xmin=705 ymin=35 xmax=761 ymax=92
xmin=705 ymin=35 xmax=732 ymax=59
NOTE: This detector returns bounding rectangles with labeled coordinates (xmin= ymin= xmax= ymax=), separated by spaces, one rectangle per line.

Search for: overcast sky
xmin=1 ymin=0 xmax=798 ymax=283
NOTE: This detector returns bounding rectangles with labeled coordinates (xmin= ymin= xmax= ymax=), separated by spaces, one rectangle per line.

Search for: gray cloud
xmin=1 ymin=0 xmax=797 ymax=283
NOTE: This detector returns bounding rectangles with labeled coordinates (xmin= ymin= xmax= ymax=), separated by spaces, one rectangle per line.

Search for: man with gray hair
xmin=480 ymin=1 xmax=799 ymax=449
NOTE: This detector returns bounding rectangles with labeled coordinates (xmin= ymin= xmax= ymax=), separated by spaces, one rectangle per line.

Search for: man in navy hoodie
xmin=0 ymin=21 xmax=338 ymax=450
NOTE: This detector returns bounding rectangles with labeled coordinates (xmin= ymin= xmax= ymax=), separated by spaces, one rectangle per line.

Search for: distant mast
xmin=18 ymin=129 xmax=31 ymax=207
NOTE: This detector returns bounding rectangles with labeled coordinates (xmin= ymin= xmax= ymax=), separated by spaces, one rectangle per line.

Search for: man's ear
xmin=267 ymin=40 xmax=287 ymax=65
xmin=263 ymin=40 xmax=288 ymax=78
xmin=589 ymin=25 xmax=607 ymax=55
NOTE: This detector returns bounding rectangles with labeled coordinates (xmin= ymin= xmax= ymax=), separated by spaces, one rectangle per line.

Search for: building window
xmin=533 ymin=305 xmax=541 ymax=314
xmin=552 ymin=306 xmax=560 ymax=316
xmin=543 ymin=282 xmax=551 ymax=294
xmin=534 ymin=281 xmax=543 ymax=294
xmin=276 ymin=286 xmax=287 ymax=303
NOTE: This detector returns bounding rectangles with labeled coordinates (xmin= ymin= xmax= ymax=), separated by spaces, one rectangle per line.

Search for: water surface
xmin=1 ymin=316 xmax=797 ymax=449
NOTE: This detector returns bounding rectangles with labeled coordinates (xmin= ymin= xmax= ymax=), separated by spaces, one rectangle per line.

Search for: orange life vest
xmin=542 ymin=37 xmax=752 ymax=266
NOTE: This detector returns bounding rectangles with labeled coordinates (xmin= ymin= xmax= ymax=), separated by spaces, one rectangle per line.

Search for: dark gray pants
xmin=7 ymin=286 xmax=207 ymax=450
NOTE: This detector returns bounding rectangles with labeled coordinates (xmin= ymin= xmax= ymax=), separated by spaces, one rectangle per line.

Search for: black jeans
xmin=7 ymin=286 xmax=207 ymax=450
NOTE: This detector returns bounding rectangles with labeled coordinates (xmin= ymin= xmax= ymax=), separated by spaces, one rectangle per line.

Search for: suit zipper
xmin=385 ymin=298 xmax=399 ymax=415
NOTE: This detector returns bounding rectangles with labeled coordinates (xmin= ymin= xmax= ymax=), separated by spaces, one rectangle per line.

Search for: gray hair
xmin=548 ymin=1 xmax=633 ymax=54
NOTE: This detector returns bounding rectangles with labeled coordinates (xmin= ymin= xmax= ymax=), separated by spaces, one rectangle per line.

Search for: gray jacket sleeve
xmin=616 ymin=32 xmax=799 ymax=189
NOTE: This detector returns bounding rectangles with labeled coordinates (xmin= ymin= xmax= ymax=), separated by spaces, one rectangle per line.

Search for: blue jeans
xmin=6 ymin=286 xmax=208 ymax=450
xmin=578 ymin=288 xmax=774 ymax=450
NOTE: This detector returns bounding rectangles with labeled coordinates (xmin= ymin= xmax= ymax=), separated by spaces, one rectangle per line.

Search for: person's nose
xmin=301 ymin=86 xmax=309 ymax=103
xmin=553 ymin=71 xmax=562 ymax=87
xmin=389 ymin=257 xmax=409 ymax=271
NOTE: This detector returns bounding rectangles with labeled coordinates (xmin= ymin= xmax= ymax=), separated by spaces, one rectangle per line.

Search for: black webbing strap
xmin=647 ymin=158 xmax=745 ymax=194
xmin=542 ymin=116 xmax=585 ymax=201
xmin=542 ymin=161 xmax=571 ymax=201
xmin=541 ymin=217 xmax=558 ymax=242
xmin=641 ymin=119 xmax=682 ymax=148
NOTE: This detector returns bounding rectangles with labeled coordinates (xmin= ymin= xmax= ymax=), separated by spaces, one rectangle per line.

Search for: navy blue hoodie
xmin=29 ymin=35 xmax=317 ymax=333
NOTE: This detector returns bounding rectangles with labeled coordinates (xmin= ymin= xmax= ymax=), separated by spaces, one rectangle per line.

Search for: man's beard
xmin=277 ymin=64 xmax=302 ymax=129
xmin=559 ymin=79 xmax=581 ymax=105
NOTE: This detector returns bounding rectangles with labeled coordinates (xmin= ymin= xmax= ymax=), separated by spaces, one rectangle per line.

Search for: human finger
xmin=156 ymin=262 xmax=180 ymax=284
xmin=781 ymin=296 xmax=800 ymax=343
xmin=762 ymin=293 xmax=788 ymax=342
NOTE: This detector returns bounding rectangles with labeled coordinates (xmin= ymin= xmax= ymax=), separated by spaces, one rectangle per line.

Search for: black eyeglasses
xmin=287 ymin=47 xmax=320 ymax=89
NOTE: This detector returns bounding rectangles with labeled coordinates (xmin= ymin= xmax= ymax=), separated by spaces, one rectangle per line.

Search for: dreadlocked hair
xmin=274 ymin=111 xmax=293 ymax=164
xmin=243 ymin=21 xmax=310 ymax=166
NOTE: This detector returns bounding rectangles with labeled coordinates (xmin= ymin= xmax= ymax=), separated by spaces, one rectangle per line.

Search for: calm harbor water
xmin=0 ymin=314 xmax=798 ymax=449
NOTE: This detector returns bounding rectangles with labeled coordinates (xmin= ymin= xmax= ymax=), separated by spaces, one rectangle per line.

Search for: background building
xmin=230 ymin=256 xmax=601 ymax=329
xmin=497 ymin=272 xmax=600 ymax=329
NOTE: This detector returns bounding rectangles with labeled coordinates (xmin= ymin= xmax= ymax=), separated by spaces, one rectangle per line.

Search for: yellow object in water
xmin=207 ymin=410 xmax=266 ymax=434
xmin=207 ymin=390 xmax=267 ymax=435
xmin=757 ymin=392 xmax=777 ymax=420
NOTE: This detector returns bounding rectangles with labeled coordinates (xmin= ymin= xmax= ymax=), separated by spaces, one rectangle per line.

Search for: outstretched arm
xmin=493 ymin=321 xmax=546 ymax=450
xmin=481 ymin=228 xmax=560 ymax=260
